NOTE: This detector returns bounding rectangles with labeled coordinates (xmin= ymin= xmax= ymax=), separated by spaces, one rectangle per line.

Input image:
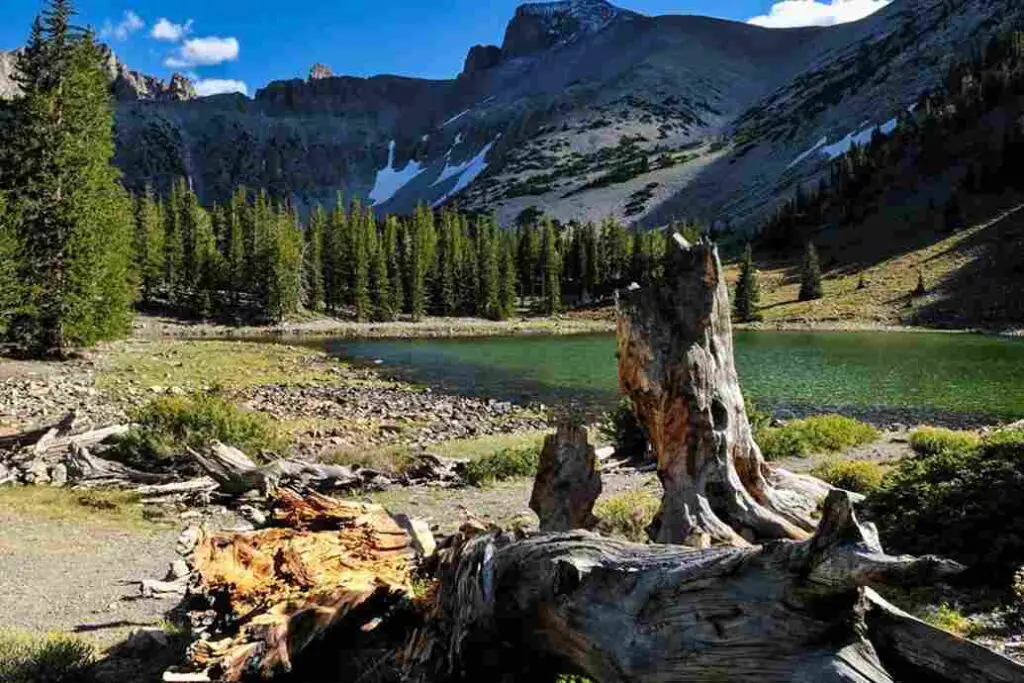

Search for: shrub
xmin=811 ymin=459 xmax=886 ymax=494
xmin=600 ymin=398 xmax=648 ymax=461
xmin=112 ymin=393 xmax=283 ymax=470
xmin=0 ymin=630 xmax=95 ymax=683
xmin=909 ymin=427 xmax=980 ymax=457
xmin=922 ymin=603 xmax=978 ymax=637
xmin=757 ymin=415 xmax=879 ymax=460
xmin=595 ymin=491 xmax=660 ymax=542
xmin=868 ymin=428 xmax=1024 ymax=581
xmin=462 ymin=445 xmax=541 ymax=486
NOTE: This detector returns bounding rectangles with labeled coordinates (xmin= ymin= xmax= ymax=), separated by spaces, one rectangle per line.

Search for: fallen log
xmin=168 ymin=489 xmax=1024 ymax=683
xmin=0 ymin=412 xmax=75 ymax=451
xmin=172 ymin=489 xmax=427 ymax=682
xmin=616 ymin=237 xmax=823 ymax=546
xmin=187 ymin=443 xmax=362 ymax=496
xmin=64 ymin=443 xmax=172 ymax=485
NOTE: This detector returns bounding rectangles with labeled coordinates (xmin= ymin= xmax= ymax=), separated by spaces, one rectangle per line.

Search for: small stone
xmin=176 ymin=525 xmax=202 ymax=556
xmin=48 ymin=463 xmax=68 ymax=487
xmin=124 ymin=627 xmax=170 ymax=654
xmin=166 ymin=559 xmax=191 ymax=581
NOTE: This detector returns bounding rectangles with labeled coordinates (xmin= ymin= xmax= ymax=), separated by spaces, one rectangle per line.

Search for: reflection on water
xmin=319 ymin=331 xmax=1024 ymax=423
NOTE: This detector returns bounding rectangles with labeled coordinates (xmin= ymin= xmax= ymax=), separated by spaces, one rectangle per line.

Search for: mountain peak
xmin=502 ymin=0 xmax=628 ymax=57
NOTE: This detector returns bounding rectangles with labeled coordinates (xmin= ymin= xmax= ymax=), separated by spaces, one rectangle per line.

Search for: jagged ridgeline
xmin=3 ymin=0 xmax=1024 ymax=229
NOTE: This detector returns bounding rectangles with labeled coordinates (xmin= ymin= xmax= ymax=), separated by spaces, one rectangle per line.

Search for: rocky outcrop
xmin=461 ymin=45 xmax=502 ymax=77
xmin=501 ymin=0 xmax=629 ymax=57
xmin=308 ymin=63 xmax=334 ymax=80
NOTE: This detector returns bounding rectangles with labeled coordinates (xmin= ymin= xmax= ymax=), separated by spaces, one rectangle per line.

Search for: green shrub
xmin=921 ymin=603 xmax=978 ymax=637
xmin=462 ymin=445 xmax=541 ymax=486
xmin=868 ymin=428 xmax=1024 ymax=581
xmin=599 ymin=398 xmax=647 ymax=460
xmin=112 ymin=393 xmax=283 ymax=470
xmin=811 ymin=459 xmax=886 ymax=494
xmin=595 ymin=491 xmax=660 ymax=542
xmin=909 ymin=427 xmax=980 ymax=457
xmin=0 ymin=630 xmax=95 ymax=683
xmin=757 ymin=415 xmax=878 ymax=460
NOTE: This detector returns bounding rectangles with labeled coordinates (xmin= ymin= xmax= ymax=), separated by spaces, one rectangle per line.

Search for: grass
xmin=0 ymin=487 xmax=164 ymax=531
xmin=0 ymin=629 xmax=96 ymax=683
xmin=96 ymin=339 xmax=348 ymax=396
xmin=322 ymin=443 xmax=416 ymax=475
xmin=909 ymin=427 xmax=981 ymax=457
xmin=810 ymin=459 xmax=887 ymax=494
xmin=431 ymin=431 xmax=547 ymax=461
xmin=757 ymin=415 xmax=879 ymax=460
xmin=921 ymin=603 xmax=980 ymax=637
xmin=594 ymin=490 xmax=660 ymax=543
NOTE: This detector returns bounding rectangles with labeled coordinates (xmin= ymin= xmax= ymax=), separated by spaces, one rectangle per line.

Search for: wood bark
xmin=616 ymin=237 xmax=818 ymax=546
xmin=529 ymin=422 xmax=602 ymax=532
xmin=186 ymin=442 xmax=362 ymax=495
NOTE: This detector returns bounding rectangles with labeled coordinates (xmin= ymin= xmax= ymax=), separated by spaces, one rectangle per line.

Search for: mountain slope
xmin=2 ymin=0 xmax=1021 ymax=230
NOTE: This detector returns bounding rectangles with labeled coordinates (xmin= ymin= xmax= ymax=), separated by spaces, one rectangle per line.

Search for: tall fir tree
xmin=133 ymin=186 xmax=164 ymax=304
xmin=0 ymin=193 xmax=20 ymax=336
xmin=540 ymin=219 xmax=562 ymax=315
xmin=477 ymin=218 xmax=501 ymax=320
xmin=733 ymin=243 xmax=762 ymax=323
xmin=498 ymin=232 xmax=518 ymax=321
xmin=303 ymin=205 xmax=326 ymax=311
xmin=224 ymin=187 xmax=246 ymax=309
xmin=349 ymin=199 xmax=371 ymax=320
xmin=799 ymin=241 xmax=824 ymax=302
xmin=163 ymin=179 xmax=184 ymax=296
xmin=264 ymin=204 xmax=303 ymax=321
xmin=1 ymin=0 xmax=134 ymax=354
xmin=383 ymin=216 xmax=404 ymax=319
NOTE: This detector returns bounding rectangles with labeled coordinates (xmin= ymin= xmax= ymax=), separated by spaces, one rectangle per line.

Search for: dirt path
xmin=0 ymin=507 xmax=178 ymax=645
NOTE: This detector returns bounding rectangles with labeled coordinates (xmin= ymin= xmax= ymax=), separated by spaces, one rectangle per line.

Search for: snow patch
xmin=442 ymin=109 xmax=471 ymax=127
xmin=788 ymin=116 xmax=901 ymax=169
xmin=432 ymin=138 xmax=499 ymax=207
xmin=369 ymin=140 xmax=425 ymax=206
xmin=787 ymin=136 xmax=828 ymax=169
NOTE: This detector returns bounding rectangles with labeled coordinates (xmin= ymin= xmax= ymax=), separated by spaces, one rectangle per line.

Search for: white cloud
xmin=194 ymin=79 xmax=248 ymax=97
xmin=748 ymin=0 xmax=891 ymax=28
xmin=164 ymin=36 xmax=240 ymax=68
xmin=100 ymin=10 xmax=145 ymax=41
xmin=151 ymin=17 xmax=193 ymax=42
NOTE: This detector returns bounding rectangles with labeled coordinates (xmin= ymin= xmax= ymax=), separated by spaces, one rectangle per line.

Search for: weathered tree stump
xmin=616 ymin=237 xmax=817 ymax=546
xmin=529 ymin=422 xmax=602 ymax=532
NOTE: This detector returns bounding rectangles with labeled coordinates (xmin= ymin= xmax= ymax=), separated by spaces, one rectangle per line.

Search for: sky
xmin=0 ymin=0 xmax=891 ymax=97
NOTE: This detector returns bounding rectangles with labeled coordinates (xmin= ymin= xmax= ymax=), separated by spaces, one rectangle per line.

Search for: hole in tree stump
xmin=711 ymin=398 xmax=729 ymax=431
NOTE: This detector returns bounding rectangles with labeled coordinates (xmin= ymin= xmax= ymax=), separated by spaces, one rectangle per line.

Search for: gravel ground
xmin=0 ymin=509 xmax=178 ymax=644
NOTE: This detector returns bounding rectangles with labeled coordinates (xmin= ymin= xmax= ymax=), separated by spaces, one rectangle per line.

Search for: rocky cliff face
xmin=3 ymin=0 xmax=1021 ymax=230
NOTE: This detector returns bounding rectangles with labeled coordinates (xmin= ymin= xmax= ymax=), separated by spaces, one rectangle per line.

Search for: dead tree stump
xmin=616 ymin=237 xmax=817 ymax=546
xmin=529 ymin=422 xmax=602 ymax=532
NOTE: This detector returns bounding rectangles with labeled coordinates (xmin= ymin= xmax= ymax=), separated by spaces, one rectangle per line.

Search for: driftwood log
xmin=529 ymin=422 xmax=602 ymax=532
xmin=186 ymin=442 xmax=364 ymax=495
xmin=169 ymin=489 xmax=1024 ymax=682
xmin=617 ymin=237 xmax=819 ymax=546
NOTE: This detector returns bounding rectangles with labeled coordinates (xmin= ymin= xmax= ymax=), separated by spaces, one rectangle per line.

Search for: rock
xmin=176 ymin=526 xmax=202 ymax=556
xmin=24 ymin=459 xmax=50 ymax=485
xmin=166 ymin=559 xmax=191 ymax=581
xmin=461 ymin=45 xmax=502 ymax=77
xmin=395 ymin=514 xmax=437 ymax=558
xmin=309 ymin=63 xmax=334 ymax=80
xmin=141 ymin=578 xmax=187 ymax=598
xmin=238 ymin=505 xmax=268 ymax=527
xmin=124 ymin=627 xmax=170 ymax=654
xmin=48 ymin=463 xmax=68 ymax=488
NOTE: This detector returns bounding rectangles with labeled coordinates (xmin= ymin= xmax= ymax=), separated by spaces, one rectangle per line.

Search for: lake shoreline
xmin=133 ymin=312 xmax=1024 ymax=342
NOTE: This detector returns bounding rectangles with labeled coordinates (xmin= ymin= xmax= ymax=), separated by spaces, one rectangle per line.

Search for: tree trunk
xmin=616 ymin=237 xmax=817 ymax=546
xmin=529 ymin=422 xmax=602 ymax=532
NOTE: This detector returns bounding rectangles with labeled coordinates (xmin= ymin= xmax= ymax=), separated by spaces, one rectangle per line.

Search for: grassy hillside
xmin=728 ymin=196 xmax=1024 ymax=329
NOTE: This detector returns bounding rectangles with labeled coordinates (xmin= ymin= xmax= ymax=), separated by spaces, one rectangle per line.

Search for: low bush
xmin=757 ymin=415 xmax=878 ymax=461
xmin=594 ymin=491 xmax=659 ymax=543
xmin=0 ymin=630 xmax=95 ymax=683
xmin=868 ymin=428 xmax=1024 ymax=581
xmin=811 ymin=459 xmax=886 ymax=494
xmin=111 ymin=393 xmax=283 ymax=471
xmin=909 ymin=427 xmax=980 ymax=457
xmin=462 ymin=445 xmax=541 ymax=486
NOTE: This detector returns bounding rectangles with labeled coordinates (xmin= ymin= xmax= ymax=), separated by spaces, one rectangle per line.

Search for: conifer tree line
xmin=759 ymin=22 xmax=1024 ymax=251
xmin=131 ymin=185 xmax=674 ymax=323
xmin=0 ymin=0 xmax=135 ymax=356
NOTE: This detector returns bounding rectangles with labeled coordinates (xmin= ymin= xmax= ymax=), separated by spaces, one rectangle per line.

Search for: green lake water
xmin=320 ymin=331 xmax=1024 ymax=423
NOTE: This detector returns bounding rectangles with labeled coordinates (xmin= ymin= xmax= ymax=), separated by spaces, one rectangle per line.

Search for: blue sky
xmin=0 ymin=0 xmax=890 ymax=96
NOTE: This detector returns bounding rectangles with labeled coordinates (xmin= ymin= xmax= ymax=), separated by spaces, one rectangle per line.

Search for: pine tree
xmin=133 ymin=186 xmax=164 ymax=304
xmin=477 ymin=218 xmax=500 ymax=320
xmin=583 ymin=222 xmax=600 ymax=301
xmin=303 ymin=205 xmax=326 ymax=311
xmin=163 ymin=180 xmax=184 ymax=295
xmin=1 ymin=1 xmax=135 ymax=354
xmin=799 ymin=241 xmax=824 ymax=302
xmin=498 ymin=233 xmax=518 ymax=320
xmin=383 ymin=216 xmax=404 ymax=319
xmin=732 ymin=243 xmax=762 ymax=323
xmin=0 ymin=193 xmax=20 ymax=336
xmin=434 ymin=208 xmax=459 ymax=316
xmin=224 ymin=187 xmax=246 ymax=309
xmin=349 ymin=200 xmax=371 ymax=320
xmin=323 ymin=197 xmax=348 ymax=312
xmin=540 ymin=219 xmax=562 ymax=315
xmin=265 ymin=204 xmax=302 ymax=321
xmin=370 ymin=235 xmax=391 ymax=321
